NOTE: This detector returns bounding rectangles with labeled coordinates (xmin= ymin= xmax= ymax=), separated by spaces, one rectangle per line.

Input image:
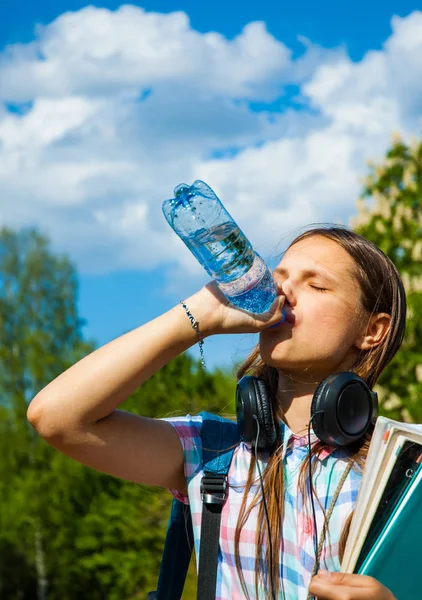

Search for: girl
xmin=28 ymin=227 xmax=405 ymax=599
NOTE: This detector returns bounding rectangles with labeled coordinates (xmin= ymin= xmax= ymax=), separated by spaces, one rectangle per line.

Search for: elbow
xmin=27 ymin=394 xmax=64 ymax=440
xmin=27 ymin=395 xmax=42 ymax=430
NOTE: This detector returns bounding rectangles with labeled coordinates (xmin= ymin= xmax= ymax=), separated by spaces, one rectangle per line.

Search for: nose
xmin=279 ymin=278 xmax=296 ymax=306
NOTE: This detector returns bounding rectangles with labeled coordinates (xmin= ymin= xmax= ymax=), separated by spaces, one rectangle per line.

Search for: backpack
xmin=147 ymin=411 xmax=240 ymax=600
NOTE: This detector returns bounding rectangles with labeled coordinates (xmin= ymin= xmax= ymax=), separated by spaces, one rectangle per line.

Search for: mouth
xmin=268 ymin=310 xmax=296 ymax=329
xmin=283 ymin=311 xmax=296 ymax=325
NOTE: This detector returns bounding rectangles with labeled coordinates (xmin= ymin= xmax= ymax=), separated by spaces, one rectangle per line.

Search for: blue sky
xmin=2 ymin=0 xmax=420 ymax=58
xmin=1 ymin=1 xmax=422 ymax=370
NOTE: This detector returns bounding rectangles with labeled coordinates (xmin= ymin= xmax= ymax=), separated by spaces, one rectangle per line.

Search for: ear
xmin=355 ymin=313 xmax=391 ymax=350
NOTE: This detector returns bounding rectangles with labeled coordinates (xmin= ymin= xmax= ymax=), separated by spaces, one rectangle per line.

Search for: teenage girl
xmin=28 ymin=227 xmax=405 ymax=599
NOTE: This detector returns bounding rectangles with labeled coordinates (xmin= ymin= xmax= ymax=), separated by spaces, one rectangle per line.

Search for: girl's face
xmin=260 ymin=235 xmax=368 ymax=380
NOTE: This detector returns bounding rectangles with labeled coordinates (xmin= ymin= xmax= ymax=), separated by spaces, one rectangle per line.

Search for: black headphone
xmin=236 ymin=372 xmax=378 ymax=453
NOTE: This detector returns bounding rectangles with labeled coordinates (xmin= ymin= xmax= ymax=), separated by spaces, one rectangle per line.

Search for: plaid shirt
xmin=164 ymin=414 xmax=362 ymax=599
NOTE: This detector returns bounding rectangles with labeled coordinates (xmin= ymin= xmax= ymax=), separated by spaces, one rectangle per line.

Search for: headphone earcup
xmin=311 ymin=372 xmax=376 ymax=446
xmin=310 ymin=378 xmax=327 ymax=444
xmin=253 ymin=378 xmax=278 ymax=454
xmin=236 ymin=376 xmax=278 ymax=454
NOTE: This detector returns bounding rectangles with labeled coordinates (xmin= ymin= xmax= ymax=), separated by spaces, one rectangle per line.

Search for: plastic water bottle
xmin=162 ymin=180 xmax=277 ymax=314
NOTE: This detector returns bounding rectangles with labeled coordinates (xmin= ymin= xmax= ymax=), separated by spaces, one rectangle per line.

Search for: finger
xmin=273 ymin=277 xmax=284 ymax=294
xmin=265 ymin=294 xmax=286 ymax=319
xmin=309 ymin=581 xmax=372 ymax=600
xmin=314 ymin=572 xmax=379 ymax=588
xmin=246 ymin=296 xmax=283 ymax=323
xmin=309 ymin=573 xmax=384 ymax=600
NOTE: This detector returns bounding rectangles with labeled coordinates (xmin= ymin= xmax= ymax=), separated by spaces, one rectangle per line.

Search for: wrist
xmin=182 ymin=288 xmax=221 ymax=338
xmin=179 ymin=300 xmax=206 ymax=369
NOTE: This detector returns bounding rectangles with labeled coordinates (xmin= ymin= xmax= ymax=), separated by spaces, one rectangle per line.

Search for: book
xmin=354 ymin=438 xmax=422 ymax=572
xmin=341 ymin=417 xmax=422 ymax=573
xmin=357 ymin=465 xmax=422 ymax=600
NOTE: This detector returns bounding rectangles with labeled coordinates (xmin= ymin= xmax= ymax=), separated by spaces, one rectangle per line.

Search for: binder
xmin=357 ymin=465 xmax=422 ymax=600
xmin=355 ymin=440 xmax=422 ymax=571
xmin=342 ymin=418 xmax=422 ymax=573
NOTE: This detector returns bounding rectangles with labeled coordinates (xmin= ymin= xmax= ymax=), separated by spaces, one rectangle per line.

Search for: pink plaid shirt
xmin=164 ymin=414 xmax=362 ymax=599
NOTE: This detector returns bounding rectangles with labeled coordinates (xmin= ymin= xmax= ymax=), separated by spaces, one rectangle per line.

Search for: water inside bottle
xmin=188 ymin=221 xmax=254 ymax=282
xmin=188 ymin=221 xmax=276 ymax=313
xmin=226 ymin=267 xmax=276 ymax=313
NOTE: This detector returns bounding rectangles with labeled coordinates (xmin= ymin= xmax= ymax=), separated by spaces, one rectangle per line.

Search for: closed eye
xmin=310 ymin=285 xmax=328 ymax=292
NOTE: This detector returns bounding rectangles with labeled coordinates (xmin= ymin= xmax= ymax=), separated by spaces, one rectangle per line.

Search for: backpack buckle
xmin=200 ymin=472 xmax=228 ymax=505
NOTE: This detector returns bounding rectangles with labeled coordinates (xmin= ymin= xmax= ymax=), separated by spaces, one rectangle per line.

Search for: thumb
xmin=261 ymin=295 xmax=285 ymax=326
xmin=268 ymin=293 xmax=286 ymax=316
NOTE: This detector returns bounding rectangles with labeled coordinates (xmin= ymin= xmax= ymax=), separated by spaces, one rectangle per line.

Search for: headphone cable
xmin=308 ymin=418 xmax=319 ymax=572
xmin=308 ymin=412 xmax=325 ymax=600
xmin=253 ymin=415 xmax=277 ymax=600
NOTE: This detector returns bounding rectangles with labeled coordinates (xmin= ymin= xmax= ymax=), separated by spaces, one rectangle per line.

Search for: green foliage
xmin=0 ymin=226 xmax=236 ymax=599
xmin=0 ymin=227 xmax=93 ymax=598
xmin=0 ymin=227 xmax=92 ymax=414
xmin=352 ymin=135 xmax=422 ymax=422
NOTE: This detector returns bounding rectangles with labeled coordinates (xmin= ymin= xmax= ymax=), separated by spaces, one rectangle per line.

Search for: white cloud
xmin=0 ymin=7 xmax=421 ymax=278
xmin=0 ymin=7 xmax=291 ymax=101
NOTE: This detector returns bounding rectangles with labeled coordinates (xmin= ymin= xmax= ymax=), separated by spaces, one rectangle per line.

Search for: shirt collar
xmin=279 ymin=419 xmax=336 ymax=461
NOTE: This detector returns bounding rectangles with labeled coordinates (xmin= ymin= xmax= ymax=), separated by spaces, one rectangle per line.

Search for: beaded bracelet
xmin=180 ymin=300 xmax=206 ymax=369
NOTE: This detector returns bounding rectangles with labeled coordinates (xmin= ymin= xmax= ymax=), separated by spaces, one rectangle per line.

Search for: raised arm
xmin=27 ymin=282 xmax=284 ymax=491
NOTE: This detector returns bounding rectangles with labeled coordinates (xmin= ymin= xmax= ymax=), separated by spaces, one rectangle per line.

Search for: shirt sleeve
xmin=161 ymin=414 xmax=204 ymax=504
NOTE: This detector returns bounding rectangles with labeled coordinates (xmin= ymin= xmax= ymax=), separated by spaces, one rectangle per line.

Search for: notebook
xmin=354 ymin=439 xmax=422 ymax=572
xmin=357 ymin=465 xmax=422 ymax=600
xmin=341 ymin=418 xmax=422 ymax=573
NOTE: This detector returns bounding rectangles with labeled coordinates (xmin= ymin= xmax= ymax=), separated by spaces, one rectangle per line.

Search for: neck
xmin=275 ymin=350 xmax=361 ymax=435
xmin=276 ymin=370 xmax=320 ymax=436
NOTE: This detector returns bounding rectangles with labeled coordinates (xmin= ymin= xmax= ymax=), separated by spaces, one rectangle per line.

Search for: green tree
xmin=0 ymin=227 xmax=93 ymax=598
xmin=351 ymin=134 xmax=422 ymax=423
xmin=0 ymin=226 xmax=236 ymax=599
xmin=37 ymin=355 xmax=235 ymax=600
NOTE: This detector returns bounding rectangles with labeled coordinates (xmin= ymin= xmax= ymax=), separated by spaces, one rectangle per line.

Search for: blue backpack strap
xmin=196 ymin=412 xmax=239 ymax=600
xmin=200 ymin=411 xmax=240 ymax=475
xmin=152 ymin=498 xmax=194 ymax=600
xmin=149 ymin=413 xmax=239 ymax=600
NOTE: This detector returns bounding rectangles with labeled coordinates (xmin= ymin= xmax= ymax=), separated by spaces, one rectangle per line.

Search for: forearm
xmin=27 ymin=291 xmax=214 ymax=434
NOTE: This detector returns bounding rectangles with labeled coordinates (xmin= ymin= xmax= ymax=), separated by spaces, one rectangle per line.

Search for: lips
xmin=283 ymin=310 xmax=296 ymax=325
xmin=268 ymin=310 xmax=296 ymax=329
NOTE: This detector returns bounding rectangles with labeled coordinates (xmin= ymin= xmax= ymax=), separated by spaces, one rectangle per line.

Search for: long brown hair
xmin=234 ymin=226 xmax=407 ymax=599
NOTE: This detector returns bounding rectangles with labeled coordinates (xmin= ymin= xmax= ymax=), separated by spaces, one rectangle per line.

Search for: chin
xmin=259 ymin=343 xmax=294 ymax=370
xmin=259 ymin=340 xmax=321 ymax=374
xmin=260 ymin=330 xmax=291 ymax=355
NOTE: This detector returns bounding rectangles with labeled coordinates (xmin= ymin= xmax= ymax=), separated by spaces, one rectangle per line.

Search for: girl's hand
xmin=309 ymin=571 xmax=396 ymax=600
xmin=188 ymin=280 xmax=286 ymax=337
